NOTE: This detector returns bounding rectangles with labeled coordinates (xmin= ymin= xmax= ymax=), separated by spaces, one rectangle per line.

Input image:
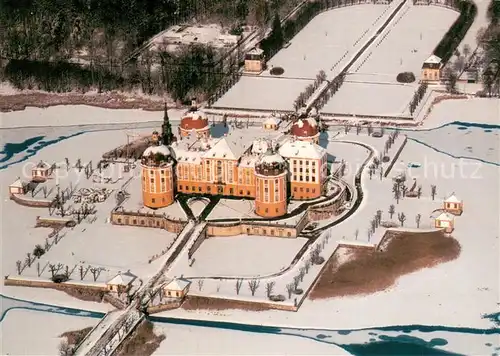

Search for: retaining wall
xmin=110 ymin=209 xmax=187 ymax=234
xmin=10 ymin=193 xmax=52 ymax=207
xmin=4 ymin=276 xmax=108 ymax=292
xmin=146 ymin=301 xmax=182 ymax=314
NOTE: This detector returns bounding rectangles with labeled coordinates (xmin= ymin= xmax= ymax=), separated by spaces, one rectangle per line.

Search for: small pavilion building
xmin=434 ymin=212 xmax=455 ymax=233
xmin=32 ymin=161 xmax=53 ymax=182
xmin=163 ymin=278 xmax=191 ymax=298
xmin=263 ymin=115 xmax=281 ymax=130
xmin=9 ymin=178 xmax=27 ymax=195
xmin=443 ymin=194 xmax=463 ymax=215
xmin=106 ymin=271 xmax=137 ymax=294
xmin=244 ymin=48 xmax=265 ymax=73
xmin=421 ymin=55 xmax=442 ymax=83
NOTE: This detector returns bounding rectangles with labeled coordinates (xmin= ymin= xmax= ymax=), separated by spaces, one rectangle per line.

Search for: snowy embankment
xmin=213 ymin=4 xmax=391 ymax=111
xmin=322 ymin=4 xmax=459 ymax=117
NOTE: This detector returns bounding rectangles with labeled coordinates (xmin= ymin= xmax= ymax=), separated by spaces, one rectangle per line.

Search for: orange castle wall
xmin=255 ymin=172 xmax=287 ymax=218
xmin=142 ymin=163 xmax=174 ymax=208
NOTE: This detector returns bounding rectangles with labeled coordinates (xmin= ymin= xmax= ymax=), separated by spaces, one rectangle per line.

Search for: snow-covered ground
xmin=152 ymin=322 xmax=352 ymax=355
xmin=1 ymin=309 xmax=97 ymax=355
xmin=214 ymin=4 xmax=391 ymax=111
xmin=322 ymin=4 xmax=458 ymax=116
xmin=185 ymin=235 xmax=308 ymax=278
xmin=207 ymin=199 xmax=258 ymax=220
xmin=422 ymin=98 xmax=500 ymax=128
xmin=321 ymin=82 xmax=415 ymax=116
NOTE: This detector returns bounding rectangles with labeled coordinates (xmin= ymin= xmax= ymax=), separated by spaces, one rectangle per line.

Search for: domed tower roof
xmin=180 ymin=107 xmax=209 ymax=131
xmin=255 ymin=149 xmax=286 ymax=176
xmin=290 ymin=117 xmax=319 ymax=138
xmin=142 ymin=145 xmax=174 ymax=166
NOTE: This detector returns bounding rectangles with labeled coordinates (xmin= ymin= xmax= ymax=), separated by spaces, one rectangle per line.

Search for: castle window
xmin=230 ymin=188 xmax=234 ymax=194
xmin=276 ymin=208 xmax=279 ymax=213
xmin=312 ymin=162 xmax=316 ymax=166
xmin=152 ymin=198 xmax=156 ymax=203
xmin=293 ymin=160 xmax=297 ymax=164
xmin=150 ymin=178 xmax=154 ymax=183
xmin=247 ymin=190 xmax=250 ymax=195
xmin=287 ymin=232 xmax=291 ymax=237
xmin=199 ymin=187 xmax=202 ymax=192
xmin=306 ymin=188 xmax=309 ymax=193
xmin=179 ymin=185 xmax=183 ymax=190
xmin=270 ymin=230 xmax=274 ymax=235
xmin=312 ymin=176 xmax=316 ymax=182
xmin=161 ymin=170 xmax=165 ymax=174
xmin=306 ymin=176 xmax=309 ymax=182
xmin=299 ymin=168 xmax=303 ymax=172
xmin=161 ymin=178 xmax=165 ymax=183
xmin=312 ymin=188 xmax=316 ymax=193
xmin=293 ymin=175 xmax=297 ymax=180
xmin=207 ymin=186 xmax=211 ymax=191
xmin=240 ymin=190 xmax=243 ymax=195
xmin=294 ymin=187 xmax=297 ymax=192
xmin=192 ymin=186 xmax=196 ymax=191
xmin=299 ymin=160 xmax=303 ymax=165
xmin=300 ymin=187 xmax=304 ymax=192
xmin=299 ymin=176 xmax=303 ymax=181
xmin=305 ymin=161 xmax=309 ymax=165
xmin=150 ymin=170 xmax=154 ymax=175
xmin=312 ymin=169 xmax=316 ymax=173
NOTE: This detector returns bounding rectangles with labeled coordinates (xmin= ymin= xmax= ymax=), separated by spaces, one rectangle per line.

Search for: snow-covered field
xmin=186 ymin=235 xmax=308 ymax=277
xmin=321 ymin=82 xmax=415 ymax=116
xmin=422 ymin=98 xmax=500 ymax=128
xmin=152 ymin=322 xmax=352 ymax=355
xmin=322 ymin=4 xmax=458 ymax=116
xmin=1 ymin=309 xmax=96 ymax=355
xmin=214 ymin=4 xmax=391 ymax=111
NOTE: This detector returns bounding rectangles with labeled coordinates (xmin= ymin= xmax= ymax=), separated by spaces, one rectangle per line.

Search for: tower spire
xmin=162 ymin=102 xmax=174 ymax=145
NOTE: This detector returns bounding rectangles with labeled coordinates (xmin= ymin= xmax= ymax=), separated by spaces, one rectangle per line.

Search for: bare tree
xmin=16 ymin=260 xmax=22 ymax=275
xmin=235 ymin=279 xmax=243 ymax=295
xmin=376 ymin=210 xmax=383 ymax=224
xmin=415 ymin=214 xmax=422 ymax=228
xmin=37 ymin=262 xmax=41 ymax=277
xmin=89 ymin=267 xmax=102 ymax=282
xmin=388 ymin=204 xmax=395 ymax=219
xmin=299 ymin=267 xmax=306 ymax=282
xmin=417 ymin=186 xmax=422 ymax=199
xmin=398 ymin=212 xmax=407 ymax=227
xmin=293 ymin=275 xmax=300 ymax=290
xmin=379 ymin=167 xmax=383 ymax=180
xmin=48 ymin=263 xmax=57 ymax=278
xmin=26 ymin=253 xmax=32 ymax=268
xmin=370 ymin=219 xmax=377 ymax=233
xmin=197 ymin=279 xmax=204 ymax=291
xmin=462 ymin=44 xmax=471 ymax=59
xmin=265 ymin=281 xmax=275 ymax=297
xmin=393 ymin=183 xmax=401 ymax=203
xmin=431 ymin=185 xmax=437 ymax=200
xmin=248 ymin=279 xmax=260 ymax=296
xmin=304 ymin=261 xmax=311 ymax=273
xmin=354 ymin=229 xmax=359 ymax=240
xmin=286 ymin=283 xmax=294 ymax=299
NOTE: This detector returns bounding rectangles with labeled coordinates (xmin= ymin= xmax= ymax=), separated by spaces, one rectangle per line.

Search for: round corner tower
xmin=141 ymin=138 xmax=175 ymax=209
xmin=254 ymin=149 xmax=288 ymax=218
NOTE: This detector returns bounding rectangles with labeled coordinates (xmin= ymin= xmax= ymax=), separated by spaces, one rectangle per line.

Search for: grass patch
xmin=62 ymin=287 xmax=106 ymax=303
xmin=114 ymin=320 xmax=165 ymax=356
xmin=182 ymin=295 xmax=272 ymax=311
xmin=310 ymin=230 xmax=461 ymax=299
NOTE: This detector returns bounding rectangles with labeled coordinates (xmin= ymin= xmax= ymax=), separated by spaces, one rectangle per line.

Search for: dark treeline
xmin=0 ymin=0 xmax=300 ymax=100
xmin=477 ymin=0 xmax=500 ymax=95
xmin=432 ymin=0 xmax=477 ymax=63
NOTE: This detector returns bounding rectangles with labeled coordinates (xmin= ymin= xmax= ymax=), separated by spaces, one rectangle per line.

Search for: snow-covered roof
xmin=143 ymin=145 xmax=171 ymax=157
xmin=278 ymin=140 xmax=326 ymax=160
xmin=424 ymin=55 xmax=442 ymax=64
xmin=164 ymin=278 xmax=191 ymax=291
xmin=34 ymin=161 xmax=50 ymax=169
xmin=251 ymin=139 xmax=269 ymax=154
xmin=106 ymin=271 xmax=136 ymax=286
xmin=258 ymin=151 xmax=285 ymax=166
xmin=263 ymin=116 xmax=280 ymax=126
xmin=248 ymin=48 xmax=263 ymax=56
xmin=183 ymin=109 xmax=207 ymax=121
xmin=239 ymin=156 xmax=258 ymax=168
xmin=204 ymin=136 xmax=248 ymax=160
xmin=436 ymin=212 xmax=454 ymax=221
xmin=10 ymin=178 xmax=25 ymax=188
xmin=444 ymin=194 xmax=461 ymax=203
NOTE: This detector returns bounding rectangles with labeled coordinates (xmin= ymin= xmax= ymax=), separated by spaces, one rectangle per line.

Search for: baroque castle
xmin=141 ymin=105 xmax=328 ymax=218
